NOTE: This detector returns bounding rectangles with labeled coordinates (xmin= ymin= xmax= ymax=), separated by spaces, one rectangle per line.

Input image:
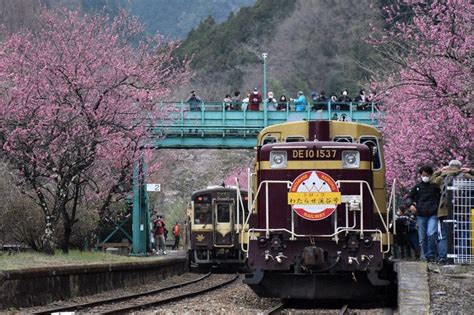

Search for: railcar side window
xmin=333 ymin=136 xmax=353 ymax=143
xmin=217 ymin=203 xmax=231 ymax=223
xmin=359 ymin=136 xmax=382 ymax=170
xmin=285 ymin=136 xmax=306 ymax=143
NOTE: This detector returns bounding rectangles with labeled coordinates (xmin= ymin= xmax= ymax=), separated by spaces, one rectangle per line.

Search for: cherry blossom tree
xmin=370 ymin=0 xmax=473 ymax=192
xmin=0 ymin=9 xmax=189 ymax=253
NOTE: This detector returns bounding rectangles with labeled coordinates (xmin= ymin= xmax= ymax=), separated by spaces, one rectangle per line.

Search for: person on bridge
xmin=172 ymin=222 xmax=180 ymax=250
xmin=431 ymin=160 xmax=474 ymax=264
xmin=290 ymin=91 xmax=307 ymax=112
xmin=186 ymin=90 xmax=202 ymax=111
xmin=232 ymin=91 xmax=242 ymax=110
xmin=154 ymin=216 xmax=167 ymax=255
xmin=248 ymin=88 xmax=262 ymax=111
xmin=338 ymin=89 xmax=352 ymax=110
xmin=266 ymin=91 xmax=277 ymax=111
xmin=277 ymin=95 xmax=288 ymax=111
xmin=406 ymin=165 xmax=440 ymax=262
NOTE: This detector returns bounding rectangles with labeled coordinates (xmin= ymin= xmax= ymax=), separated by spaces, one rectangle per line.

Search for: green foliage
xmin=176 ymin=0 xmax=297 ymax=89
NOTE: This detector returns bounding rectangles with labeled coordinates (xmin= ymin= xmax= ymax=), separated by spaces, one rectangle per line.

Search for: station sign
xmin=288 ymin=171 xmax=341 ymax=221
xmin=146 ymin=183 xmax=161 ymax=192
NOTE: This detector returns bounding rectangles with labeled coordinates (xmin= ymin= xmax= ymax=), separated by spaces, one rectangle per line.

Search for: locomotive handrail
xmin=247 ymin=178 xmax=391 ymax=254
xmin=386 ymin=179 xmax=397 ymax=236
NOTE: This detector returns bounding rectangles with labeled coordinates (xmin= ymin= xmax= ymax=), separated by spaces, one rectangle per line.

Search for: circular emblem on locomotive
xmin=288 ymin=171 xmax=341 ymax=221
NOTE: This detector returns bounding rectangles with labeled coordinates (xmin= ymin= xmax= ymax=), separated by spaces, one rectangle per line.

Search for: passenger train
xmin=187 ymin=186 xmax=250 ymax=268
xmin=242 ymin=120 xmax=396 ymax=301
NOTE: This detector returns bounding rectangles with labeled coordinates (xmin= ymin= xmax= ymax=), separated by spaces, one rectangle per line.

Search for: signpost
xmin=146 ymin=183 xmax=161 ymax=192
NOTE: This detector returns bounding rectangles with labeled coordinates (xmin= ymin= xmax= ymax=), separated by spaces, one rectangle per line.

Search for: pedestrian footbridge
xmin=152 ymin=101 xmax=381 ymax=149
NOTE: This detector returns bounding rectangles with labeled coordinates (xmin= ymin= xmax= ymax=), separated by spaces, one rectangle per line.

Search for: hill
xmin=176 ymin=0 xmax=383 ymax=100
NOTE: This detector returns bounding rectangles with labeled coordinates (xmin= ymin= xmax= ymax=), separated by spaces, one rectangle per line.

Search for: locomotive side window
xmin=285 ymin=136 xmax=306 ymax=143
xmin=359 ymin=136 xmax=382 ymax=170
xmin=217 ymin=203 xmax=231 ymax=223
xmin=333 ymin=136 xmax=353 ymax=143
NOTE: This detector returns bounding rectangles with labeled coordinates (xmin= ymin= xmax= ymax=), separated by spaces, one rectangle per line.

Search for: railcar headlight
xmin=342 ymin=151 xmax=360 ymax=168
xmin=270 ymin=151 xmax=287 ymax=169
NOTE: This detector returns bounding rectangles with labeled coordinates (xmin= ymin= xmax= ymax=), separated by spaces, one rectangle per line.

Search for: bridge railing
xmin=153 ymin=101 xmax=381 ymax=131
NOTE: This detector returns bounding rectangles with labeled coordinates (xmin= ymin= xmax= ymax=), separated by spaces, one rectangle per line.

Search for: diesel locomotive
xmin=188 ymin=186 xmax=249 ymax=268
xmin=242 ymin=120 xmax=396 ymax=301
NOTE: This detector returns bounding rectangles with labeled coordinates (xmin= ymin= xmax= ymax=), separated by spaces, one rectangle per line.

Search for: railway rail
xmin=33 ymin=272 xmax=238 ymax=314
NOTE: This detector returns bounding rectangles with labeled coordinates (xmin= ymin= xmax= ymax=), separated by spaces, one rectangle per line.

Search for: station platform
xmin=0 ymin=250 xmax=188 ymax=309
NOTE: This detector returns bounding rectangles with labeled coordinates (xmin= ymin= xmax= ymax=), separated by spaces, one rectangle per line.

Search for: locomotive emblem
xmin=196 ymin=234 xmax=205 ymax=242
xmin=288 ymin=171 xmax=341 ymax=221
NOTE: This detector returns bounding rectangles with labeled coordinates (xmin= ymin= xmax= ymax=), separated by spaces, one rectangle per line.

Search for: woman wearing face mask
xmin=405 ymin=165 xmax=440 ymax=262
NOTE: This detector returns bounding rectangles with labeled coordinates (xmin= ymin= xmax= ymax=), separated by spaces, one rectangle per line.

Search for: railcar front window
xmin=194 ymin=204 xmax=212 ymax=224
xmin=217 ymin=203 xmax=231 ymax=223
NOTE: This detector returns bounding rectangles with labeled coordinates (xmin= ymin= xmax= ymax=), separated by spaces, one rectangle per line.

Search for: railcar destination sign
xmin=288 ymin=171 xmax=341 ymax=220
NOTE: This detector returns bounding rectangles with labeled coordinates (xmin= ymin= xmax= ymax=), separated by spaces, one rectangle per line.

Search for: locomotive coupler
xmin=303 ymin=246 xmax=325 ymax=266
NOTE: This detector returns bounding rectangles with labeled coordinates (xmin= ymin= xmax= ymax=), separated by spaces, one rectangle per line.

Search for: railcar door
xmin=213 ymin=199 xmax=235 ymax=247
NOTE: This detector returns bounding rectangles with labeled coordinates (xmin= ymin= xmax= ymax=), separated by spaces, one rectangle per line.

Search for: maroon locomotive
xmin=243 ymin=120 xmax=396 ymax=302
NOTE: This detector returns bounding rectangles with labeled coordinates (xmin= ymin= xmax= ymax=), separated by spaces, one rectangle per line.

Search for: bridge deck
xmin=152 ymin=102 xmax=381 ymax=148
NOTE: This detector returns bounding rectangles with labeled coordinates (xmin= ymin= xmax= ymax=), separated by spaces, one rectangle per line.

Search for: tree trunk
xmin=61 ymin=222 xmax=71 ymax=254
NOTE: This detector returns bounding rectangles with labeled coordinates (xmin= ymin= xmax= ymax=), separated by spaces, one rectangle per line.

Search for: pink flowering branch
xmin=0 ymin=9 xmax=190 ymax=253
xmin=370 ymin=0 xmax=473 ymax=193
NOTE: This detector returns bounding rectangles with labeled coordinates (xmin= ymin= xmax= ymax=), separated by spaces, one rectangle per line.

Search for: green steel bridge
xmin=152 ymin=101 xmax=381 ymax=149
xmin=104 ymin=101 xmax=382 ymax=255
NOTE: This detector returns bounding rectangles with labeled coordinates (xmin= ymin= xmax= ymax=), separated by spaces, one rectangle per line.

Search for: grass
xmin=0 ymin=250 xmax=155 ymax=270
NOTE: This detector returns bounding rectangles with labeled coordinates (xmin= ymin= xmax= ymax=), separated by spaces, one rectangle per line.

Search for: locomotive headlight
xmin=270 ymin=151 xmax=287 ymax=169
xmin=342 ymin=151 xmax=360 ymax=168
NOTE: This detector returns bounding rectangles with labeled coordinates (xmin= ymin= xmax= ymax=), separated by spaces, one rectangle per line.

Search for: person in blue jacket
xmin=290 ymin=91 xmax=307 ymax=111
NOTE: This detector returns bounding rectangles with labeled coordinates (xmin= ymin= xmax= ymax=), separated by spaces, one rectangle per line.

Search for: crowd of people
xmin=187 ymin=88 xmax=377 ymax=112
xmin=393 ymin=160 xmax=474 ymax=264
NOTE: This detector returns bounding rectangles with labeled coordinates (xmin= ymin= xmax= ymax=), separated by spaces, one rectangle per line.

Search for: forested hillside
xmin=176 ymin=0 xmax=383 ymax=99
xmin=127 ymin=0 xmax=256 ymax=39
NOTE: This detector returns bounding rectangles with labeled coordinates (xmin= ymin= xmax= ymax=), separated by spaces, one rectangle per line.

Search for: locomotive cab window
xmin=262 ymin=135 xmax=278 ymax=145
xmin=359 ymin=136 xmax=382 ymax=169
xmin=216 ymin=203 xmax=231 ymax=223
xmin=285 ymin=136 xmax=306 ymax=143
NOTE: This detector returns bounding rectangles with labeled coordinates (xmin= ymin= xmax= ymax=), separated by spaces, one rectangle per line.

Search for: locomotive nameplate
xmin=289 ymin=171 xmax=341 ymax=221
xmin=288 ymin=192 xmax=341 ymax=205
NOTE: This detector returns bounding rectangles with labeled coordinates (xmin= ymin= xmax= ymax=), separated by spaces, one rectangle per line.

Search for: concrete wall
xmin=0 ymin=257 xmax=187 ymax=309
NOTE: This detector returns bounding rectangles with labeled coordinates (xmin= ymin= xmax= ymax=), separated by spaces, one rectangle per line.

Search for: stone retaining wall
xmin=0 ymin=257 xmax=187 ymax=309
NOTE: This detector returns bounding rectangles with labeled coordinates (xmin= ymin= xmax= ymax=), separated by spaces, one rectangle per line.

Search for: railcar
xmin=188 ymin=186 xmax=249 ymax=268
xmin=242 ymin=120 xmax=396 ymax=301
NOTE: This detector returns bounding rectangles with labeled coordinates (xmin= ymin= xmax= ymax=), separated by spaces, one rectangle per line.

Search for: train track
xmin=33 ymin=272 xmax=238 ymax=314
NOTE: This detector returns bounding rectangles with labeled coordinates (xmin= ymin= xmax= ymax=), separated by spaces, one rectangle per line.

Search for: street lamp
xmin=262 ymin=53 xmax=268 ymax=100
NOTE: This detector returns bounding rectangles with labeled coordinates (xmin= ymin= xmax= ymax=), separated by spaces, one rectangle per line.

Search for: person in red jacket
xmin=154 ymin=216 xmax=166 ymax=255
xmin=172 ymin=222 xmax=180 ymax=250
xmin=248 ymin=88 xmax=262 ymax=111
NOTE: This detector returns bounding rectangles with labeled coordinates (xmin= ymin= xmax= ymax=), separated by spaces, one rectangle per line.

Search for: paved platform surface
xmin=395 ymin=261 xmax=430 ymax=314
